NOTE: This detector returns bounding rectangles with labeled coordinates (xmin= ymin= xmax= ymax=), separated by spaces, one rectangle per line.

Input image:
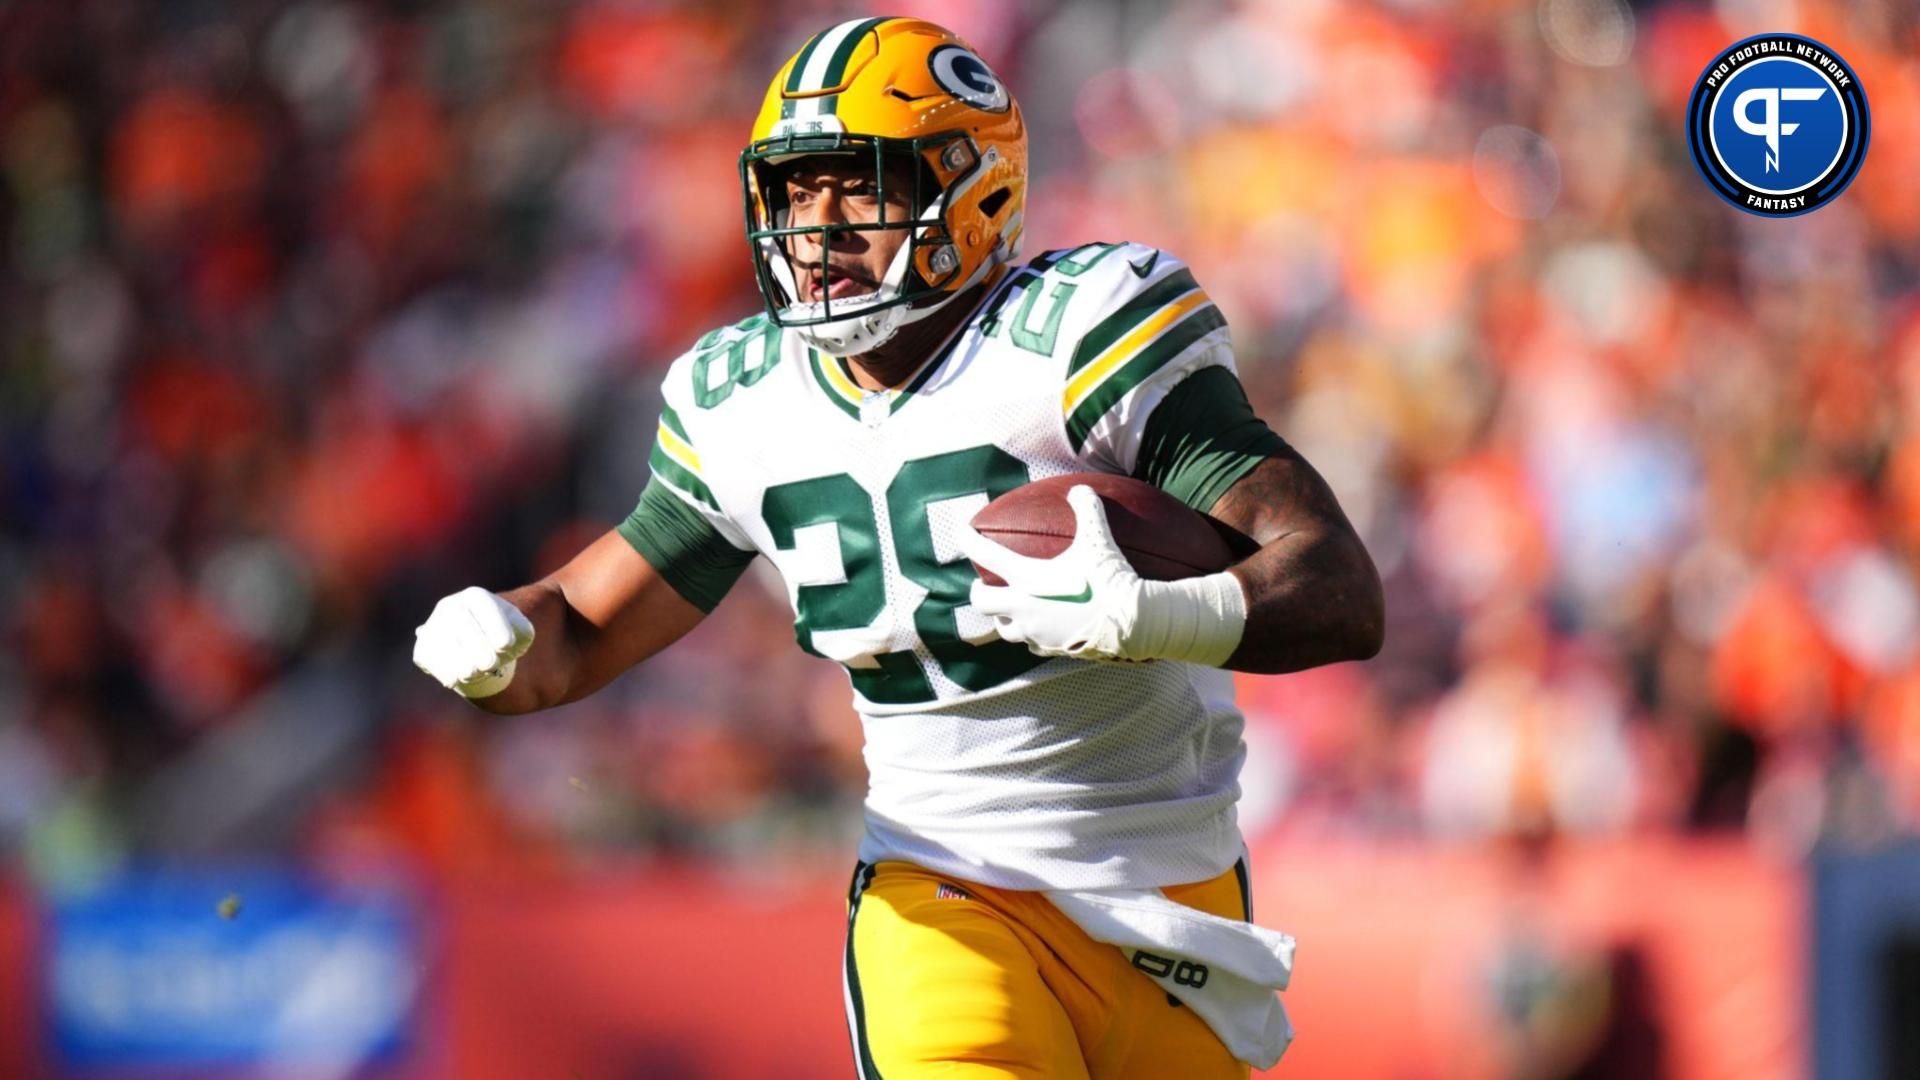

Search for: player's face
xmin=782 ymin=155 xmax=918 ymax=304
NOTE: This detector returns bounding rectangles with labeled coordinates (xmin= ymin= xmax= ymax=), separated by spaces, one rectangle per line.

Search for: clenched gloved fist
xmin=412 ymin=586 xmax=535 ymax=699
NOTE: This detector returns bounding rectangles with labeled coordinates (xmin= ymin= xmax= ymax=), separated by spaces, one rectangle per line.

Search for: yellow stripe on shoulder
xmin=657 ymin=420 xmax=702 ymax=474
xmin=1062 ymin=287 xmax=1212 ymax=417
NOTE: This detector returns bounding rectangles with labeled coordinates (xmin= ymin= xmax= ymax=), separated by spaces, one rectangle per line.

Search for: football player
xmin=414 ymin=17 xmax=1382 ymax=1079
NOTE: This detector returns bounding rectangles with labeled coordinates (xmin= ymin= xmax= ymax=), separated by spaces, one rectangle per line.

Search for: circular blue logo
xmin=1687 ymin=33 xmax=1869 ymax=217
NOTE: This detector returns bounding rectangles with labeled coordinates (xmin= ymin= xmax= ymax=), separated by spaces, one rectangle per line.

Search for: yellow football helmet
xmin=740 ymin=17 xmax=1028 ymax=355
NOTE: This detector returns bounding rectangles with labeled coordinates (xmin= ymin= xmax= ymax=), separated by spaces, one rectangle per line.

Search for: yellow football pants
xmin=842 ymin=859 xmax=1253 ymax=1080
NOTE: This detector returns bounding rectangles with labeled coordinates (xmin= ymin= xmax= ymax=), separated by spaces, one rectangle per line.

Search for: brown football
xmin=969 ymin=473 xmax=1246 ymax=585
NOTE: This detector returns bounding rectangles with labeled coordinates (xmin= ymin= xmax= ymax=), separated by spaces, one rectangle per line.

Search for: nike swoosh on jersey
xmin=1036 ymin=584 xmax=1095 ymax=603
xmin=1128 ymin=252 xmax=1160 ymax=278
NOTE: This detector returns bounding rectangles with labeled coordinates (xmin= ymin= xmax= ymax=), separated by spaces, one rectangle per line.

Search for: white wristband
xmin=1128 ymin=570 xmax=1247 ymax=667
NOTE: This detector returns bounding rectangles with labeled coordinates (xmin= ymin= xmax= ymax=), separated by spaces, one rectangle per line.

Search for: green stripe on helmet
xmin=784 ymin=30 xmax=828 ymax=93
xmin=820 ymin=17 xmax=889 ymax=90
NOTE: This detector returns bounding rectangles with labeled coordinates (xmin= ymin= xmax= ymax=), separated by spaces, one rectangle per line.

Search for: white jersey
xmin=645 ymin=242 xmax=1249 ymax=890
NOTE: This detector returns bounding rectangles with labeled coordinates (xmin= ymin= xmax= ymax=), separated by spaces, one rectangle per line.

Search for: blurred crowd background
xmin=3 ymin=0 xmax=1919 ymax=901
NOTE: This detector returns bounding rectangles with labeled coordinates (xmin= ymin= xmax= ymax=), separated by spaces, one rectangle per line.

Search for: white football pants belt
xmin=1044 ymin=887 xmax=1296 ymax=1069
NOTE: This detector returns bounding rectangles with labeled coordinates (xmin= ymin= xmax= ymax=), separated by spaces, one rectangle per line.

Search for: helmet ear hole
xmin=978 ymin=187 xmax=1011 ymax=218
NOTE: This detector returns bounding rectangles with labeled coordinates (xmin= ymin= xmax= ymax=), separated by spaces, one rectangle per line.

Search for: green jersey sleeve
xmin=1131 ymin=365 xmax=1290 ymax=514
xmin=618 ymin=476 xmax=756 ymax=613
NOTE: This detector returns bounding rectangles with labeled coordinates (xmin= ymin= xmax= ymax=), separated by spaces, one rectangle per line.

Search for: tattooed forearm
xmin=1207 ymin=451 xmax=1384 ymax=674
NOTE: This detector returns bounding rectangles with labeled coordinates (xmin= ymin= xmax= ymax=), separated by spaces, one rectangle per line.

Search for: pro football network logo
xmin=1686 ymin=33 xmax=1869 ymax=217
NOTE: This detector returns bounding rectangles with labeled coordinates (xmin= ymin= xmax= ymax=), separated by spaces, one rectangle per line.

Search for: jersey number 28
xmin=761 ymin=445 xmax=1046 ymax=705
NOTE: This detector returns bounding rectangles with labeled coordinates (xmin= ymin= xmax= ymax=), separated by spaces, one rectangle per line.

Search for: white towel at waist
xmin=1044 ymin=886 xmax=1296 ymax=1070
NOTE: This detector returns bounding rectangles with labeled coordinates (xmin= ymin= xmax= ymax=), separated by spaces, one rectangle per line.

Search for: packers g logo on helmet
xmin=740 ymin=18 xmax=1028 ymax=356
xmin=928 ymin=45 xmax=1010 ymax=113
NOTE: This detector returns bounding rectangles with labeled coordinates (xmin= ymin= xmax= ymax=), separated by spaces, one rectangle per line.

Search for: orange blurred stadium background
xmin=2 ymin=0 xmax=1918 ymax=1077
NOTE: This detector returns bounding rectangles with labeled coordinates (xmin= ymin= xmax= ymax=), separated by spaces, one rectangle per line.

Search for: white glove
xmin=412 ymin=586 xmax=536 ymax=699
xmin=961 ymin=484 xmax=1248 ymax=666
